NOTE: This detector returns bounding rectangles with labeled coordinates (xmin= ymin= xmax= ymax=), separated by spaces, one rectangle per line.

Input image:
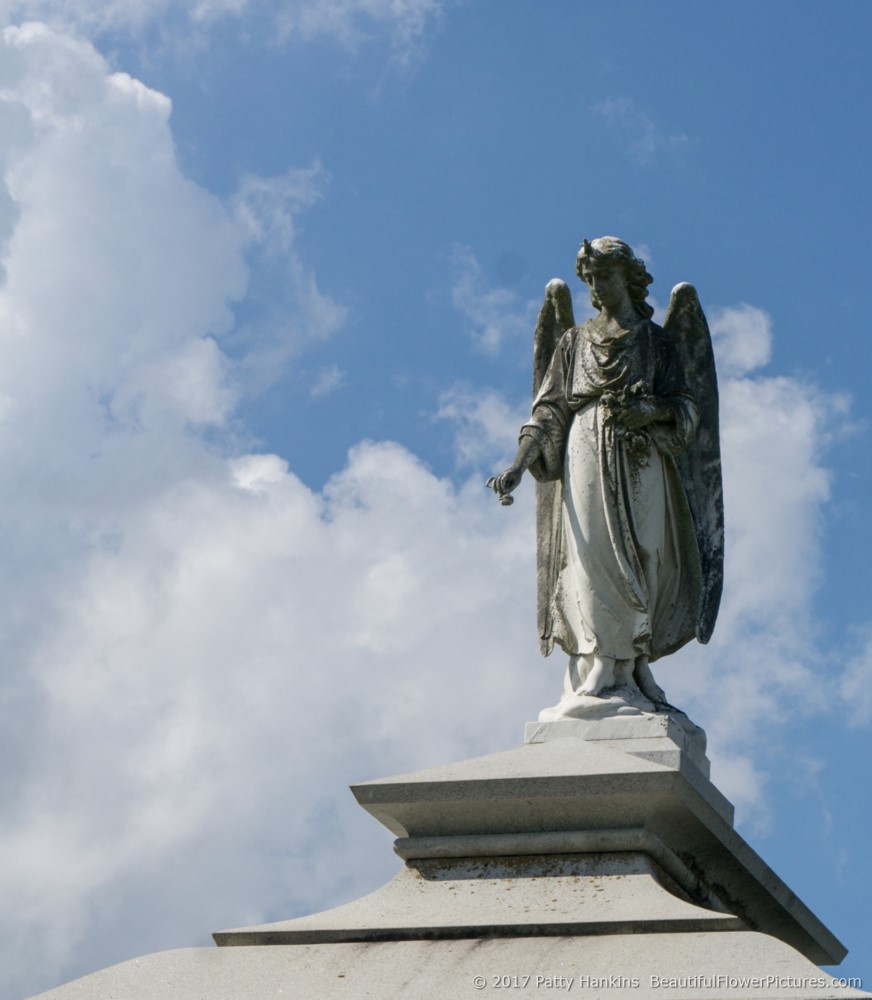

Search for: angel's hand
xmin=486 ymin=437 xmax=540 ymax=504
xmin=488 ymin=464 xmax=524 ymax=503
xmin=617 ymin=398 xmax=664 ymax=430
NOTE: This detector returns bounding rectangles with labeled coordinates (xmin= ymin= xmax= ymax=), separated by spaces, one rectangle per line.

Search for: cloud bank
xmin=0 ymin=20 xmax=544 ymax=997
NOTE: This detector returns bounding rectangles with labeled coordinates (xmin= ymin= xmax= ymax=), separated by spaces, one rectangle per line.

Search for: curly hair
xmin=576 ymin=237 xmax=654 ymax=320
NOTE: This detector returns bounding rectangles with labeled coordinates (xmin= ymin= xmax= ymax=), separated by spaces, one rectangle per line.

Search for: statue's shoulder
xmin=569 ymin=319 xmax=596 ymax=343
xmin=552 ymin=322 xmax=583 ymax=355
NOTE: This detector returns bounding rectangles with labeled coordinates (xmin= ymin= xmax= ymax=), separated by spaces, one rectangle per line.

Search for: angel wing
xmin=663 ymin=282 xmax=724 ymax=644
xmin=533 ymin=279 xmax=575 ymax=394
xmin=533 ymin=279 xmax=575 ymax=655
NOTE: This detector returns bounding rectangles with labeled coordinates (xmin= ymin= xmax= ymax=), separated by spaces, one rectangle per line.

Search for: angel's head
xmin=576 ymin=237 xmax=654 ymax=320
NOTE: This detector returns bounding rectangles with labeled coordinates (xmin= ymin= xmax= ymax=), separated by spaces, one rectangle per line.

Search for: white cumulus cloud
xmin=3 ymin=435 xmax=551 ymax=997
xmin=0 ymin=20 xmax=544 ymax=999
xmin=709 ymin=303 xmax=773 ymax=377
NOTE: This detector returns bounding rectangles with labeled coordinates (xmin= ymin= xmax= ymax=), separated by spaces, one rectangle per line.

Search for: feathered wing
xmin=663 ymin=282 xmax=724 ymax=643
xmin=534 ymin=279 xmax=575 ymax=655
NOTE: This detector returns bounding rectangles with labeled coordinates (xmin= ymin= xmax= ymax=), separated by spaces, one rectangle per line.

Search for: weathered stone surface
xmin=341 ymin=733 xmax=841 ymax=966
xmin=351 ymin=733 xmax=730 ymax=841
xmin=30 ymin=933 xmax=868 ymax=1000
xmin=214 ymin=852 xmax=742 ymax=946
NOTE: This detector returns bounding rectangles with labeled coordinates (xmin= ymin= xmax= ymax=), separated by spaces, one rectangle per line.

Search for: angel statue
xmin=490 ymin=237 xmax=723 ymax=722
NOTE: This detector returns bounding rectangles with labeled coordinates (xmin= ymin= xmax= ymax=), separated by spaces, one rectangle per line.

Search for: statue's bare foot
xmin=579 ymin=655 xmax=616 ymax=696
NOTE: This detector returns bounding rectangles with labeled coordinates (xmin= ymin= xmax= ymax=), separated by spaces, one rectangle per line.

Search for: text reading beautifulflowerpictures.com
xmin=471 ymin=974 xmax=864 ymax=991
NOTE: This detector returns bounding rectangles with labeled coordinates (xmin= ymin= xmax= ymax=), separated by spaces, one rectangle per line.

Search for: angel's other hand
xmin=617 ymin=399 xmax=659 ymax=429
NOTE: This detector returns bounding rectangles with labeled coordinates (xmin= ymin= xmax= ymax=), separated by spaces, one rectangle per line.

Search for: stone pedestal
xmin=32 ymin=717 xmax=869 ymax=999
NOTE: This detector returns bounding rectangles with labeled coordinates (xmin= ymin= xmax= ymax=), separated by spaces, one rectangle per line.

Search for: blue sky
xmin=0 ymin=1 xmax=870 ymax=996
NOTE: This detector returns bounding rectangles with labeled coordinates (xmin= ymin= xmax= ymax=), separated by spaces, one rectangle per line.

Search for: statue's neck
xmin=593 ymin=308 xmax=642 ymax=335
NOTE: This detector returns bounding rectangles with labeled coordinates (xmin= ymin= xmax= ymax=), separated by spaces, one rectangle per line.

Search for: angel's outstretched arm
xmin=489 ymin=436 xmax=541 ymax=501
xmin=488 ymin=279 xmax=574 ymax=504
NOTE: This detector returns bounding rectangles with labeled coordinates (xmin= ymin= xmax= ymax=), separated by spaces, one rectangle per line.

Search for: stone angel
xmin=490 ymin=237 xmax=723 ymax=721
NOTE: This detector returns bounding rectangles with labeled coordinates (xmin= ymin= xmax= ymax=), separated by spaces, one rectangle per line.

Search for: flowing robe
xmin=520 ymin=318 xmax=703 ymax=663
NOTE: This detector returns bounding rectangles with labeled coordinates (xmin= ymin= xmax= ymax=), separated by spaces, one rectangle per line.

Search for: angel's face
xmin=582 ymin=261 xmax=628 ymax=314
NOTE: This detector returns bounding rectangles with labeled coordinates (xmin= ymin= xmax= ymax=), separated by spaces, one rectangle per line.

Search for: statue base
xmin=525 ymin=710 xmax=709 ymax=776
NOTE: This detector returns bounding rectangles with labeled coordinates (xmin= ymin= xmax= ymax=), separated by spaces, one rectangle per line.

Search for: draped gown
xmin=520 ymin=318 xmax=703 ymax=664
